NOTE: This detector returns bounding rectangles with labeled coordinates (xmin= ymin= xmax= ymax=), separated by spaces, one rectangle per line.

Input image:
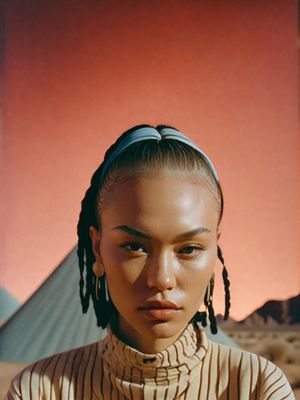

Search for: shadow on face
xmin=90 ymin=170 xmax=220 ymax=352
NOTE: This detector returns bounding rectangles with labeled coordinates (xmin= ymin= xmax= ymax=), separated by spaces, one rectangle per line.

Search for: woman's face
xmin=90 ymin=170 xmax=220 ymax=352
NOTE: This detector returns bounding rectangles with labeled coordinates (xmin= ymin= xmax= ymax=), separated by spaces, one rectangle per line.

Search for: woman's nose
xmin=145 ymin=253 xmax=177 ymax=291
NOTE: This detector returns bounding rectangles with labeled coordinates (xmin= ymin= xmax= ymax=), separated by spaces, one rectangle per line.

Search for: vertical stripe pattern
xmin=5 ymin=323 xmax=295 ymax=399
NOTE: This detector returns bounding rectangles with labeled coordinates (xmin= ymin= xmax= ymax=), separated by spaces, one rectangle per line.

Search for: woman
xmin=6 ymin=125 xmax=294 ymax=399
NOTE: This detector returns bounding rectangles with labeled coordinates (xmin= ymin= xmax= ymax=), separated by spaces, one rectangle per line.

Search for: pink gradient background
xmin=2 ymin=1 xmax=299 ymax=320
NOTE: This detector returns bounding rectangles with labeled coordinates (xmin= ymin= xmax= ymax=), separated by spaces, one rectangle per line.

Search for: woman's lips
xmin=139 ymin=308 xmax=181 ymax=321
xmin=138 ymin=301 xmax=182 ymax=321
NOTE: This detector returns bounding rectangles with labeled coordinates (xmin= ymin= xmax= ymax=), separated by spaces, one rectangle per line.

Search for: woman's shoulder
xmin=206 ymin=339 xmax=295 ymax=399
xmin=5 ymin=339 xmax=104 ymax=400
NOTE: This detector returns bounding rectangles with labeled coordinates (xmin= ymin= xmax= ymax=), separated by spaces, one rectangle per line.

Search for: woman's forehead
xmin=99 ymin=173 xmax=220 ymax=233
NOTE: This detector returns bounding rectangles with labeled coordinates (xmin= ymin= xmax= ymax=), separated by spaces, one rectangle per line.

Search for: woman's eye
xmin=120 ymin=243 xmax=146 ymax=252
xmin=179 ymin=245 xmax=204 ymax=255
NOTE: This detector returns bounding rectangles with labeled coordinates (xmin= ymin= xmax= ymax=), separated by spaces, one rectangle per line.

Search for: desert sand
xmin=225 ymin=325 xmax=300 ymax=399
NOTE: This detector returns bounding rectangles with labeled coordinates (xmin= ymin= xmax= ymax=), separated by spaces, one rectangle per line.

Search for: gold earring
xmin=205 ymin=273 xmax=215 ymax=307
xmin=94 ymin=274 xmax=110 ymax=302
xmin=104 ymin=275 xmax=110 ymax=302
xmin=93 ymin=260 xmax=104 ymax=301
xmin=92 ymin=260 xmax=104 ymax=277
xmin=95 ymin=276 xmax=100 ymax=300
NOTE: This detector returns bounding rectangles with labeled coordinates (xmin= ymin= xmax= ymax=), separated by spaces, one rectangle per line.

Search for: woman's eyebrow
xmin=112 ymin=225 xmax=211 ymax=240
xmin=174 ymin=227 xmax=211 ymax=240
xmin=113 ymin=225 xmax=150 ymax=239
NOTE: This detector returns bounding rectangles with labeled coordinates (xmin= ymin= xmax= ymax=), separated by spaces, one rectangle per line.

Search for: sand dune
xmin=225 ymin=326 xmax=300 ymax=398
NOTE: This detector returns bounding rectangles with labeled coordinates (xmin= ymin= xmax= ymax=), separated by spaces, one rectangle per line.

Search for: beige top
xmin=5 ymin=322 xmax=295 ymax=399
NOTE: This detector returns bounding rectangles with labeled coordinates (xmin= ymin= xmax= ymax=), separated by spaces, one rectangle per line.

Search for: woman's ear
xmin=89 ymin=226 xmax=102 ymax=261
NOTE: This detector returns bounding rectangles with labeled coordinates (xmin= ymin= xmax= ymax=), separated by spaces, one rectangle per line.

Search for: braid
xmin=200 ymin=311 xmax=207 ymax=327
xmin=207 ymin=303 xmax=218 ymax=334
xmin=218 ymin=245 xmax=231 ymax=320
xmin=77 ymin=172 xmax=103 ymax=314
xmin=77 ymin=125 xmax=153 ymax=325
xmin=195 ymin=275 xmax=217 ymax=334
xmin=207 ymin=275 xmax=218 ymax=334
xmin=77 ymin=124 xmax=226 ymax=329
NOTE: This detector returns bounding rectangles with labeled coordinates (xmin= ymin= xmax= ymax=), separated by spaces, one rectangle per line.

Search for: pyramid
xmin=0 ymin=288 xmax=20 ymax=321
xmin=0 ymin=247 xmax=237 ymax=363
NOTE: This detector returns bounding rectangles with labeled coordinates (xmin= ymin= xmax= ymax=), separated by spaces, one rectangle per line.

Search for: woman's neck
xmin=111 ymin=316 xmax=187 ymax=354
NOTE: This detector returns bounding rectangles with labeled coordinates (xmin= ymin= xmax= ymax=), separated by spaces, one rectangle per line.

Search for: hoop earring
xmin=93 ymin=259 xmax=106 ymax=303
xmin=92 ymin=265 xmax=117 ymax=329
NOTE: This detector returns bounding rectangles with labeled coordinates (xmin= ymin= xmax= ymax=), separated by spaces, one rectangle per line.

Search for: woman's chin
xmin=115 ymin=310 xmax=192 ymax=352
xmin=136 ymin=317 xmax=188 ymax=342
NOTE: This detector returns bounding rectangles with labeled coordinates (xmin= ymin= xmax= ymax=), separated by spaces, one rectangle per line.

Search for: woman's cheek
xmin=109 ymin=257 xmax=146 ymax=284
xmin=183 ymin=251 xmax=216 ymax=273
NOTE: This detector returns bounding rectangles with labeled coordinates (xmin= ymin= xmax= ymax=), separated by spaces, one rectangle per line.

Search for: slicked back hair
xmin=77 ymin=124 xmax=226 ymax=329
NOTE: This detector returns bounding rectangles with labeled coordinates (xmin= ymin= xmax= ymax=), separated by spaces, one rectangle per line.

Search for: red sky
xmin=2 ymin=0 xmax=299 ymax=320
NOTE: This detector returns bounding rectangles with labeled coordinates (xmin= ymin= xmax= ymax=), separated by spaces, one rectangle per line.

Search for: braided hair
xmin=77 ymin=124 xmax=230 ymax=332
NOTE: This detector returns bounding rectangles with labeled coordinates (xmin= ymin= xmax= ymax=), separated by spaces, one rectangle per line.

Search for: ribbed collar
xmin=102 ymin=321 xmax=208 ymax=373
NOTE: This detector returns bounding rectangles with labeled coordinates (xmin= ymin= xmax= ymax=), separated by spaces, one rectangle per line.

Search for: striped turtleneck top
xmin=6 ymin=322 xmax=295 ymax=399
